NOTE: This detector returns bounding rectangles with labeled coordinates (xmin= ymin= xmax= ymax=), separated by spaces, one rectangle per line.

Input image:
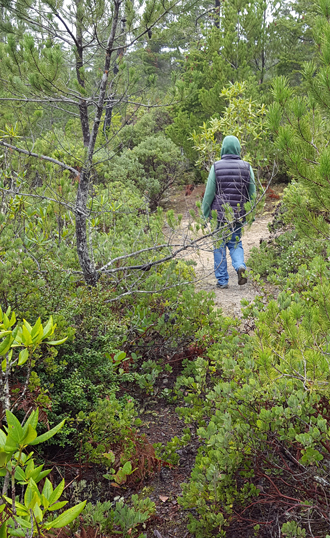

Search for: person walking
xmin=202 ymin=135 xmax=256 ymax=289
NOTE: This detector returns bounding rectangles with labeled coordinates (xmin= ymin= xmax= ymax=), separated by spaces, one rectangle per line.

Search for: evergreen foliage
xmin=0 ymin=0 xmax=330 ymax=535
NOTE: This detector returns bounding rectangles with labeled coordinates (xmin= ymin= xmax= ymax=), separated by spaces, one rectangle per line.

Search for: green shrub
xmin=106 ymin=134 xmax=184 ymax=208
xmin=82 ymin=494 xmax=155 ymax=538
xmin=175 ymin=255 xmax=330 ymax=536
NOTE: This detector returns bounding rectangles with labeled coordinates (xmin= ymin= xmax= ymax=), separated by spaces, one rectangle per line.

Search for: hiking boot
xmin=237 ymin=266 xmax=247 ymax=285
xmin=217 ymin=283 xmax=228 ymax=289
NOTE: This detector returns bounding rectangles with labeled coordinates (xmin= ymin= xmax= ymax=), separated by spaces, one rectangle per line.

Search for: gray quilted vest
xmin=211 ymin=155 xmax=250 ymax=223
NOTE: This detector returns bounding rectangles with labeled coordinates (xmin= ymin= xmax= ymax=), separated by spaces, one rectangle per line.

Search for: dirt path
xmin=164 ymin=184 xmax=283 ymax=317
xmin=193 ymin=216 xmax=271 ymax=317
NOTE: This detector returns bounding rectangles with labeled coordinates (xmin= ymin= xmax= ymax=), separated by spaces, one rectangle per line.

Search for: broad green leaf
xmin=42 ymin=478 xmax=53 ymax=500
xmin=12 ymin=327 xmax=22 ymax=345
xmin=3 ymin=497 xmax=27 ymax=513
xmin=23 ymin=320 xmax=32 ymax=332
xmin=24 ymin=479 xmax=40 ymax=509
xmin=5 ymin=411 xmax=23 ymax=443
xmin=3 ymin=314 xmax=9 ymax=329
xmin=14 ymin=466 xmax=26 ymax=482
xmin=21 ymin=325 xmax=32 ymax=346
xmin=35 ymin=469 xmax=51 ymax=482
xmin=48 ymin=500 xmax=68 ymax=511
xmin=0 ymin=505 xmax=5 ymax=513
xmin=0 ymin=522 xmax=6 ymax=538
xmin=45 ymin=501 xmax=86 ymax=529
xmin=27 ymin=491 xmax=39 ymax=511
xmin=42 ymin=317 xmax=54 ymax=339
xmin=0 ymin=469 xmax=7 ymax=476
xmin=0 ymin=335 xmax=13 ymax=357
xmin=46 ymin=337 xmax=68 ymax=346
xmin=20 ymin=424 xmax=37 ymax=446
xmin=41 ymin=493 xmax=49 ymax=510
xmin=33 ymin=502 xmax=43 ymax=523
xmin=0 ymin=332 xmax=12 ymax=339
xmin=0 ymin=449 xmax=9 ymax=466
xmin=31 ymin=318 xmax=41 ymax=340
xmin=18 ymin=348 xmax=29 ymax=366
xmin=11 ymin=325 xmax=19 ymax=339
xmin=0 ymin=428 xmax=6 ymax=446
xmin=25 ymin=459 xmax=34 ymax=478
xmin=24 ymin=409 xmax=39 ymax=431
xmin=48 ymin=479 xmax=64 ymax=505
xmin=122 ymin=461 xmax=132 ymax=474
xmin=29 ymin=464 xmax=43 ymax=480
xmin=8 ymin=312 xmax=16 ymax=327
xmin=12 ymin=516 xmax=30 ymax=529
xmin=34 ymin=325 xmax=44 ymax=344
xmin=29 ymin=419 xmax=65 ymax=446
xmin=1 ymin=358 xmax=6 ymax=373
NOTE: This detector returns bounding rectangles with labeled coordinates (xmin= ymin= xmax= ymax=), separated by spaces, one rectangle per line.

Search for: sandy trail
xmin=165 ymin=184 xmax=282 ymax=317
xmin=193 ymin=217 xmax=270 ymax=317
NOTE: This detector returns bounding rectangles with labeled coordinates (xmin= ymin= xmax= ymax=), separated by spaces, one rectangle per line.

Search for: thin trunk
xmin=75 ymin=1 xmax=121 ymax=286
xmin=76 ymin=0 xmax=90 ymax=147
xmin=260 ymin=8 xmax=266 ymax=84
xmin=1 ymin=357 xmax=11 ymax=498
xmin=215 ymin=0 xmax=220 ymax=28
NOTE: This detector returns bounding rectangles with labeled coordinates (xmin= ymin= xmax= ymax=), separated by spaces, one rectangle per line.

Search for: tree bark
xmin=215 ymin=0 xmax=220 ymax=28
xmin=75 ymin=0 xmax=90 ymax=147
xmin=75 ymin=0 xmax=121 ymax=286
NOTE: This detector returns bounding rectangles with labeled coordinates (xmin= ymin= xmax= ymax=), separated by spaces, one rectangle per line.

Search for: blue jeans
xmin=213 ymin=226 xmax=246 ymax=286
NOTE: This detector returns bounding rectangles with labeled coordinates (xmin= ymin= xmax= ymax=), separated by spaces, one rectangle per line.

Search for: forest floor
xmin=135 ymin=183 xmax=286 ymax=538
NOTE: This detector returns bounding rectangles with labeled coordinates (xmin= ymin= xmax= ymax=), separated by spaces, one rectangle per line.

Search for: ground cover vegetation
xmin=0 ymin=0 xmax=330 ymax=536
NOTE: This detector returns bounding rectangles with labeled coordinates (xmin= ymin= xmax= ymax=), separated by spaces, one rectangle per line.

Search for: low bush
xmin=175 ymin=256 xmax=330 ymax=537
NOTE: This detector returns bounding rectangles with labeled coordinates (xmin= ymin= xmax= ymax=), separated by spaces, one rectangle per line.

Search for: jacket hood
xmin=220 ymin=135 xmax=241 ymax=157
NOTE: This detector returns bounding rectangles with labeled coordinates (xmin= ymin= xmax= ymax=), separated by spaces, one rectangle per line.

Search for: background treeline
xmin=1 ymin=0 xmax=330 ymax=536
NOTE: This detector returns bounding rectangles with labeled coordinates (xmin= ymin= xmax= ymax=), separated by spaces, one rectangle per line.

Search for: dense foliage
xmin=1 ymin=0 xmax=330 ymax=536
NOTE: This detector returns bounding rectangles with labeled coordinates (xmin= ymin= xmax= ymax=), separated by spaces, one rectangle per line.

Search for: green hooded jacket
xmin=202 ymin=135 xmax=256 ymax=219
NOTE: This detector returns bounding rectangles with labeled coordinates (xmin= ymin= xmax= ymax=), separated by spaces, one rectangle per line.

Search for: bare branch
xmin=0 ymin=97 xmax=79 ymax=105
xmin=0 ymin=141 xmax=79 ymax=175
xmin=0 ymin=187 xmax=77 ymax=213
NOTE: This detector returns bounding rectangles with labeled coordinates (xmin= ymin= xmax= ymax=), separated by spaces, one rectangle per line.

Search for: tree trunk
xmin=76 ymin=0 xmax=90 ymax=147
xmin=215 ymin=0 xmax=220 ymax=28
xmin=75 ymin=1 xmax=121 ymax=285
xmin=76 ymin=170 xmax=98 ymax=286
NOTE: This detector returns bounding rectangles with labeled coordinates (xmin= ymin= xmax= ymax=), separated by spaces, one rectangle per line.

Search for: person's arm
xmin=202 ymin=165 xmax=216 ymax=219
xmin=248 ymin=165 xmax=256 ymax=200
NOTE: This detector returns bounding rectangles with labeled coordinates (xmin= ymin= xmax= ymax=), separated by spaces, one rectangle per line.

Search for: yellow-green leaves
xmin=29 ymin=419 xmax=65 ymax=445
xmin=0 ymin=410 xmax=65 ymax=455
xmin=0 ymin=311 xmax=67 ymax=376
xmin=18 ymin=348 xmax=29 ymax=366
xmin=0 ymin=410 xmax=84 ymax=537
xmin=192 ymin=81 xmax=268 ymax=172
xmin=44 ymin=501 xmax=86 ymax=529
xmin=0 ymin=335 xmax=13 ymax=357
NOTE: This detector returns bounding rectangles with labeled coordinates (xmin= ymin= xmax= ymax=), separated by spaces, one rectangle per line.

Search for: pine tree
xmin=269 ymin=0 xmax=330 ymax=241
xmin=0 ymin=0 xmax=193 ymax=285
xmin=167 ymin=0 xmax=292 ymax=164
